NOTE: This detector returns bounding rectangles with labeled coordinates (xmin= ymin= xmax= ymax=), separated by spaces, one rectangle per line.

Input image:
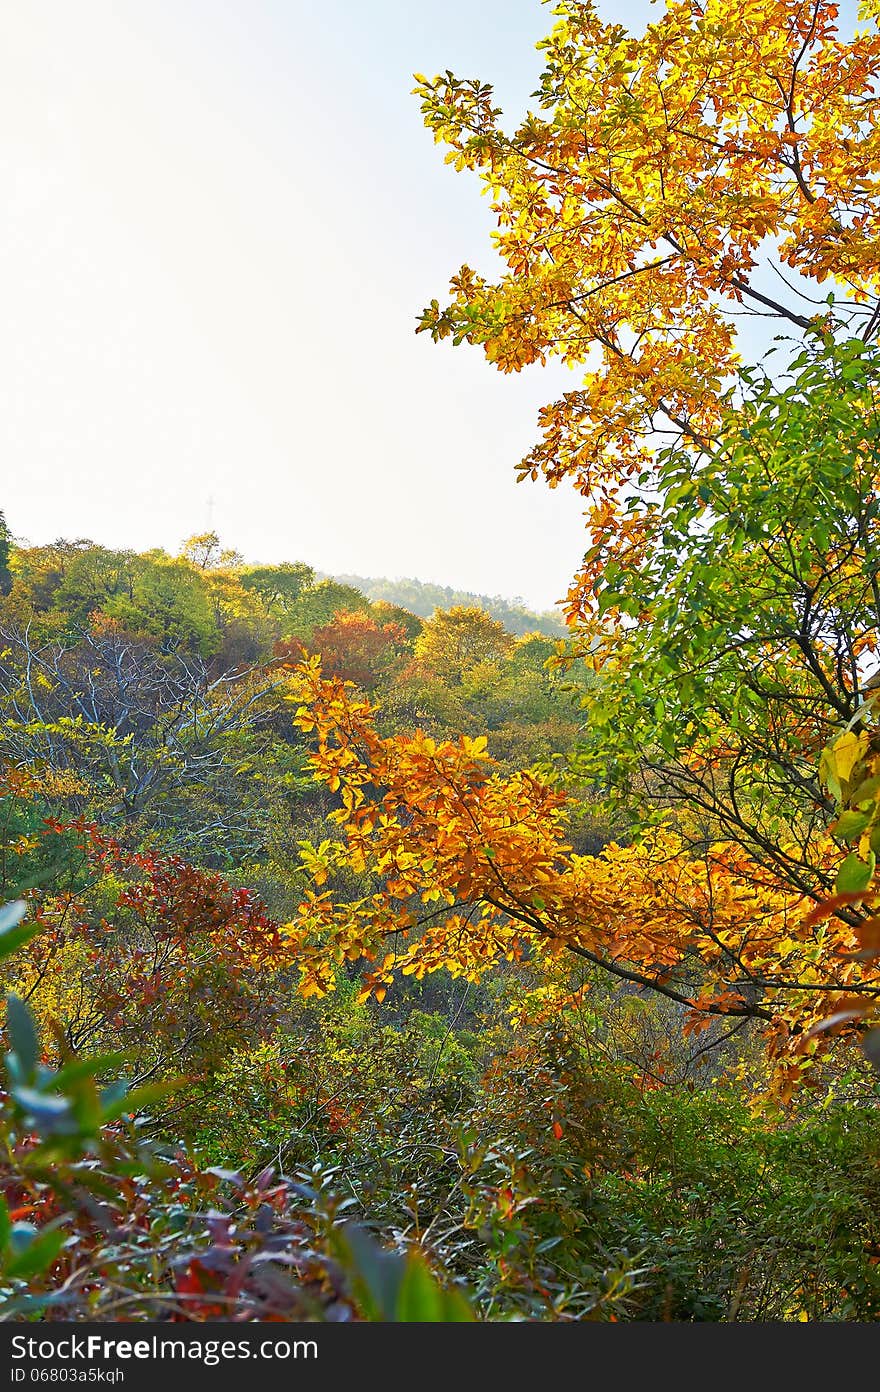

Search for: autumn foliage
xmin=276 ymin=609 xmax=409 ymax=689
xmin=417 ymin=0 xmax=880 ymax=501
xmin=284 ymin=657 xmax=880 ymax=1100
xmin=7 ymin=0 xmax=880 ymax=1325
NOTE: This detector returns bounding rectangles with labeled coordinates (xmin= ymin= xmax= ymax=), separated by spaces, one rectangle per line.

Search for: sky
xmin=0 ymin=0 xmax=850 ymax=611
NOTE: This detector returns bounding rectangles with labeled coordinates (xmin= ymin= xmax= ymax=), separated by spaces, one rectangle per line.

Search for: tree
xmin=272 ymin=0 xmax=880 ymax=1076
xmin=179 ymin=531 xmax=223 ymax=570
xmin=12 ymin=828 xmax=286 ymax=1081
xmin=5 ymin=544 xmax=221 ymax=654
xmin=287 ymin=658 xmax=880 ymax=1100
xmin=413 ymin=607 xmax=515 ymax=684
xmin=304 ymin=610 xmax=411 ymax=690
xmin=415 ymin=0 xmax=880 ymax=522
xmin=280 ymin=579 xmax=373 ymax=639
xmin=240 ymin=561 xmax=315 ymax=616
xmin=4 ymin=539 xmax=111 ymax=627
xmin=398 ymin=0 xmax=880 ymax=1080
xmin=565 ymin=333 xmax=880 ymax=903
xmin=379 ymin=626 xmax=587 ymax=777
xmin=0 ymin=622 xmax=288 ymax=855
xmin=371 ymin=599 xmax=424 ymax=644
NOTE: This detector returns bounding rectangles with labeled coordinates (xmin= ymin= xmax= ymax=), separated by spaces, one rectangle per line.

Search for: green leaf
xmin=849 ymin=775 xmax=880 ymax=808
xmin=440 ymin=1288 xmax=476 ymax=1321
xmin=395 ymin=1259 xmax=474 ymax=1321
xmin=835 ymin=851 xmax=876 ymax=896
xmin=596 ymin=588 xmax=620 ymax=617
xmin=841 ymin=361 xmax=865 ymax=381
xmin=100 ymin=1077 xmax=181 ymax=1122
xmin=339 ymin=1224 xmax=404 ymax=1322
xmin=832 ymin=809 xmax=872 ymax=842
xmin=394 ymin=1257 xmax=445 ymax=1321
xmin=0 ymin=903 xmax=41 ymax=962
xmin=5 ymin=994 xmax=40 ymax=1081
xmin=50 ymin=1054 xmax=127 ymax=1094
xmin=0 ymin=1195 xmax=10 ymax=1253
xmin=4 ymin=1226 xmax=65 ymax=1281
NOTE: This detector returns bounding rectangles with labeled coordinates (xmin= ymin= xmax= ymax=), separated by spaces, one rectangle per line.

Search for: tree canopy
xmin=415 ymin=0 xmax=880 ymax=511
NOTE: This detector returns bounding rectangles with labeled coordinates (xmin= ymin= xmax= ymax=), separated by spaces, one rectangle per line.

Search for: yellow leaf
xmin=827 ymin=731 xmax=868 ymax=785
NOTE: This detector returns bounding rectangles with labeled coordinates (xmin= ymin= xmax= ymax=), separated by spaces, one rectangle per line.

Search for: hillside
xmin=328 ymin=572 xmax=567 ymax=636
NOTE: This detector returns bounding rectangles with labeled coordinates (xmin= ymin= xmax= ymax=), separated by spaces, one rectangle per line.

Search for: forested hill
xmin=328 ymin=572 xmax=566 ymax=636
xmin=0 ymin=525 xmax=587 ymax=811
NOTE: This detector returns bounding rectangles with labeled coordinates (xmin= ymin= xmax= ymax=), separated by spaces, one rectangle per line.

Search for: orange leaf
xmin=805 ymin=996 xmax=873 ymax=1039
xmin=801 ymin=892 xmax=873 ymax=930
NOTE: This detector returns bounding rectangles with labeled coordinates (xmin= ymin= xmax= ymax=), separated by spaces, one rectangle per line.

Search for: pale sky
xmin=0 ymin=0 xmax=848 ymax=611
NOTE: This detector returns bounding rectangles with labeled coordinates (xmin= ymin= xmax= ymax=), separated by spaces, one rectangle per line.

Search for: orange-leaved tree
xmin=277 ymin=610 xmax=411 ymax=690
xmin=285 ymin=659 xmax=880 ymax=1099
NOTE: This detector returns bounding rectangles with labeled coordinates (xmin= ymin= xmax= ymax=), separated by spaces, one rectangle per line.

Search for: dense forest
xmin=4 ymin=0 xmax=880 ymax=1324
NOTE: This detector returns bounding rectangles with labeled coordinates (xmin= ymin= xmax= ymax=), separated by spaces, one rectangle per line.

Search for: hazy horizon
xmin=3 ymin=0 xmax=855 ymax=609
xmin=0 ymin=1 xmax=661 ymax=611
